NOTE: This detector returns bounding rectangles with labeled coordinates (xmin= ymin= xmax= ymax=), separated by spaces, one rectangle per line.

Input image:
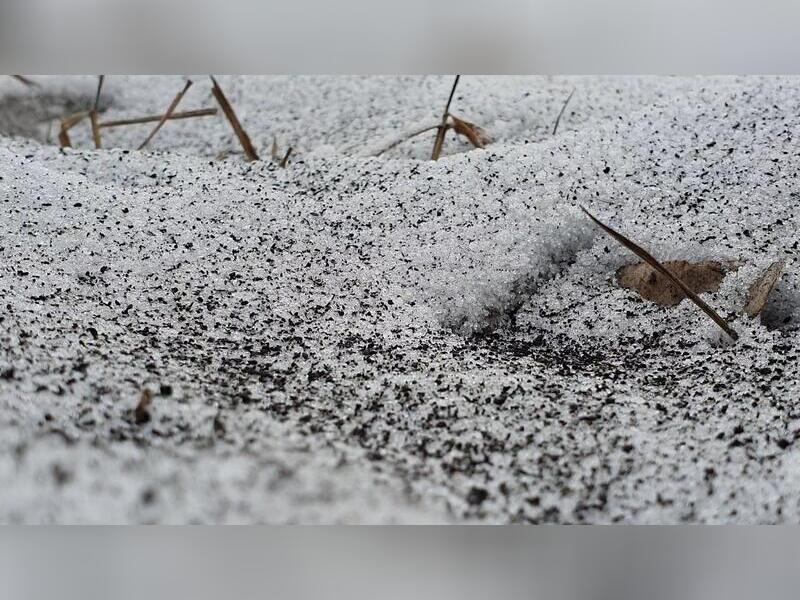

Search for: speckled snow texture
xmin=1 ymin=76 xmax=799 ymax=523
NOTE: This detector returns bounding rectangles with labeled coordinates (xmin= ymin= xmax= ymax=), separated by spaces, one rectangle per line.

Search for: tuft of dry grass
xmin=138 ymin=79 xmax=193 ymax=150
xmin=210 ymin=76 xmax=259 ymax=161
xmin=581 ymin=206 xmax=739 ymax=341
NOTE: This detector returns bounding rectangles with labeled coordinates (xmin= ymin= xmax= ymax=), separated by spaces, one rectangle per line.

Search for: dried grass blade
xmin=581 ymin=206 xmax=739 ymax=341
xmin=58 ymin=127 xmax=72 ymax=148
xmin=553 ymin=87 xmax=575 ymax=135
xmin=58 ymin=111 xmax=89 ymax=148
xmin=431 ymin=75 xmax=460 ymax=160
xmin=374 ymin=124 xmax=440 ymax=156
xmin=210 ymin=76 xmax=259 ymax=161
xmin=280 ymin=147 xmax=293 ymax=168
xmin=89 ymin=75 xmax=106 ymax=149
xmin=89 ymin=110 xmax=102 ymax=148
xmin=93 ymin=75 xmax=105 ymax=111
xmin=138 ymin=79 xmax=193 ymax=150
xmin=271 ymin=136 xmax=280 ymax=161
xmin=99 ymin=108 xmax=217 ymax=128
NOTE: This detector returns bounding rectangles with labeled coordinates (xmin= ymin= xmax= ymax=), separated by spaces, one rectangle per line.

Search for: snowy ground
xmin=1 ymin=75 xmax=799 ymax=523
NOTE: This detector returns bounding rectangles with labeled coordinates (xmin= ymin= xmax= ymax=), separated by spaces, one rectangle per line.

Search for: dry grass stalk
xmin=100 ymin=108 xmax=217 ymax=128
xmin=210 ymin=76 xmax=259 ymax=161
xmin=89 ymin=75 xmax=105 ymax=149
xmin=89 ymin=110 xmax=102 ymax=149
xmin=745 ymin=260 xmax=785 ymax=318
xmin=12 ymin=75 xmax=40 ymax=88
xmin=431 ymin=75 xmax=460 ymax=160
xmin=581 ymin=206 xmax=739 ymax=341
xmin=374 ymin=124 xmax=439 ymax=157
xmin=280 ymin=147 xmax=293 ymax=168
xmin=58 ymin=128 xmax=72 ymax=148
xmin=271 ymin=136 xmax=280 ymax=161
xmin=553 ymin=88 xmax=575 ymax=135
xmin=93 ymin=75 xmax=105 ymax=110
xmin=138 ymin=79 xmax=193 ymax=150
xmin=134 ymin=388 xmax=154 ymax=425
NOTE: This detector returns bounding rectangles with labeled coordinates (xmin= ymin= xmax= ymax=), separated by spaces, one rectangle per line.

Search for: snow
xmin=1 ymin=75 xmax=799 ymax=523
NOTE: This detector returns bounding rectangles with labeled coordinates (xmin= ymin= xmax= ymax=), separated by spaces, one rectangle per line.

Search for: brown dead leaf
xmin=744 ymin=260 xmax=785 ymax=318
xmin=617 ymin=260 xmax=738 ymax=307
xmin=581 ymin=206 xmax=739 ymax=341
xmin=449 ymin=115 xmax=489 ymax=148
xmin=134 ymin=388 xmax=154 ymax=425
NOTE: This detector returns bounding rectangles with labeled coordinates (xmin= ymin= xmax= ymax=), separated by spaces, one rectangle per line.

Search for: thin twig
xmin=138 ymin=79 xmax=193 ymax=150
xmin=374 ymin=124 xmax=440 ymax=156
xmin=89 ymin=110 xmax=102 ymax=148
xmin=279 ymin=147 xmax=292 ymax=168
xmin=93 ymin=75 xmax=105 ymax=111
xmin=210 ymin=75 xmax=259 ymax=161
xmin=100 ymin=108 xmax=217 ymax=128
xmin=580 ymin=206 xmax=739 ymax=341
xmin=431 ymin=75 xmax=460 ymax=160
xmin=89 ymin=75 xmax=105 ymax=149
xmin=552 ymin=87 xmax=575 ymax=135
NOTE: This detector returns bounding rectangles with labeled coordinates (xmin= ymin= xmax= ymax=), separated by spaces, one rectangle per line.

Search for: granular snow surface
xmin=1 ymin=75 xmax=799 ymax=523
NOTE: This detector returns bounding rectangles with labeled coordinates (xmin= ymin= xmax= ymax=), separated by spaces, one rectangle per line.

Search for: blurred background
xmin=1 ymin=0 xmax=799 ymax=73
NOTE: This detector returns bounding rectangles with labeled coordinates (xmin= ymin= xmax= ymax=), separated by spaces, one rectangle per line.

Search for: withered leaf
xmin=744 ymin=260 xmax=785 ymax=318
xmin=581 ymin=206 xmax=739 ymax=341
xmin=449 ymin=115 xmax=489 ymax=148
xmin=617 ymin=260 xmax=738 ymax=307
xmin=134 ymin=388 xmax=153 ymax=425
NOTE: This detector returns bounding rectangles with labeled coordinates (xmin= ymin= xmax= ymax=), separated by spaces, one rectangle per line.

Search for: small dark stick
xmin=210 ymin=75 xmax=259 ymax=162
xmin=552 ymin=87 xmax=575 ymax=135
xmin=138 ymin=79 xmax=193 ymax=150
xmin=93 ymin=75 xmax=105 ymax=111
xmin=89 ymin=75 xmax=105 ymax=149
xmin=580 ymin=206 xmax=739 ymax=341
xmin=12 ymin=75 xmax=40 ymax=88
xmin=431 ymin=75 xmax=460 ymax=161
